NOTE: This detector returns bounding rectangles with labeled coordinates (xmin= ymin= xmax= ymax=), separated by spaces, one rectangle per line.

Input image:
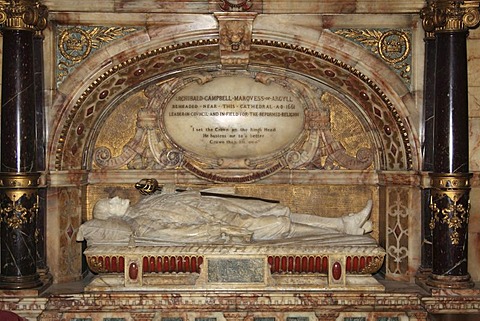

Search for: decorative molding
xmin=0 ymin=0 xmax=48 ymax=32
xmin=219 ymin=0 xmax=254 ymax=12
xmin=56 ymin=25 xmax=141 ymax=87
xmin=0 ymin=173 xmax=40 ymax=232
xmin=53 ymin=38 xmax=413 ymax=172
xmin=429 ymin=173 xmax=471 ymax=245
xmin=386 ymin=188 xmax=410 ymax=276
xmin=333 ymin=28 xmax=411 ymax=85
xmin=0 ymin=194 xmax=38 ymax=229
xmin=0 ymin=173 xmax=40 ymax=230
xmin=249 ymin=40 xmax=413 ymax=170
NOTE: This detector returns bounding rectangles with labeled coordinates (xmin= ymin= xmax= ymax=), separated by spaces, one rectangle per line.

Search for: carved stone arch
xmin=48 ymin=17 xmax=220 ymax=170
xmin=49 ymin=19 xmax=419 ymax=175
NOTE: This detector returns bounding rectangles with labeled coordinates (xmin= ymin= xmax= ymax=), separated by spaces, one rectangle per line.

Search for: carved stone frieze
xmin=0 ymin=0 xmax=48 ymax=32
xmin=31 ymin=291 xmax=429 ymax=321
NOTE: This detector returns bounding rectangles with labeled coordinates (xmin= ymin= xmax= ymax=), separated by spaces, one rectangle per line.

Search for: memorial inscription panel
xmin=163 ymin=77 xmax=305 ymax=160
xmin=93 ymin=72 xmax=375 ymax=181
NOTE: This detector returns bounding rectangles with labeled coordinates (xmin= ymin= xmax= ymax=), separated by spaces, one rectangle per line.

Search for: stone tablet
xmin=163 ymin=76 xmax=305 ymax=160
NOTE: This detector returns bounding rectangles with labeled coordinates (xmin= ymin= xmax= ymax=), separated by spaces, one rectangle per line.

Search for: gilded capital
xmin=421 ymin=0 xmax=480 ymax=33
xmin=0 ymin=0 xmax=48 ymax=32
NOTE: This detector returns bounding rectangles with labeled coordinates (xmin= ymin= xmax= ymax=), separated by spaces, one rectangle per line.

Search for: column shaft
xmin=427 ymin=30 xmax=473 ymax=288
xmin=0 ymin=28 xmax=41 ymax=289
xmin=1 ymin=29 xmax=37 ymax=172
xmin=433 ymin=32 xmax=469 ymax=174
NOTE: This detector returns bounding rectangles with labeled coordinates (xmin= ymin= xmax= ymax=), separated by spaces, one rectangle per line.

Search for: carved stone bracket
xmin=219 ymin=0 xmax=254 ymax=12
xmin=0 ymin=0 xmax=48 ymax=32
xmin=215 ymin=12 xmax=257 ymax=68
xmin=421 ymin=0 xmax=480 ymax=33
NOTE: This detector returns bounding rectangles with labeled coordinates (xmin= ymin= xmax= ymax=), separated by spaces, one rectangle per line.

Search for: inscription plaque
xmin=207 ymin=258 xmax=264 ymax=283
xmin=163 ymin=77 xmax=305 ymax=160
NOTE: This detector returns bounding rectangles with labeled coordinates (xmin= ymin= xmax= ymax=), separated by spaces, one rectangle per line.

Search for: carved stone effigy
xmin=80 ymin=184 xmax=385 ymax=291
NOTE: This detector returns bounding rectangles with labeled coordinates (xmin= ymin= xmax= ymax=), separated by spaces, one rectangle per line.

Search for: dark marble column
xmin=421 ymin=0 xmax=480 ymax=289
xmin=0 ymin=0 xmax=48 ymax=289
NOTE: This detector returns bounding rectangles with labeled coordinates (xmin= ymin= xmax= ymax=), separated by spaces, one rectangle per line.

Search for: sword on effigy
xmin=134 ymin=178 xmax=279 ymax=203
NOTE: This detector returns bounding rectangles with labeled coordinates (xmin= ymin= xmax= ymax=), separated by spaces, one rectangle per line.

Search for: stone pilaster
xmin=421 ymin=0 xmax=480 ymax=289
xmin=419 ymin=2 xmax=436 ymax=276
xmin=0 ymin=0 xmax=48 ymax=289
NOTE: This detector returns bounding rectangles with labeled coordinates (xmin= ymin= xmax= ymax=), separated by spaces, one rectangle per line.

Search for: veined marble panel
xmin=470 ymin=119 xmax=480 ymax=171
xmin=468 ymin=186 xmax=480 ymax=281
xmin=43 ymin=0 xmax=425 ymax=14
xmin=468 ymin=89 xmax=480 ymax=118
xmin=46 ymin=186 xmax=84 ymax=282
xmin=468 ymin=29 xmax=480 ymax=120
xmin=468 ymin=29 xmax=480 ymax=88
xmin=32 ymin=291 xmax=429 ymax=321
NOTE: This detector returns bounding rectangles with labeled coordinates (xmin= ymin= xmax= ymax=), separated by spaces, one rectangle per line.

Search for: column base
xmin=0 ymin=273 xmax=42 ymax=290
xmin=426 ymin=273 xmax=474 ymax=289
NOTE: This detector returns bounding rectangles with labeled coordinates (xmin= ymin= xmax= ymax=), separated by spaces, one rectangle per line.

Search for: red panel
xmin=360 ymin=256 xmax=366 ymax=270
xmin=111 ymin=257 xmax=118 ymax=272
xmin=170 ymin=256 xmax=176 ymax=272
xmin=315 ymin=256 xmax=322 ymax=273
xmin=274 ymin=256 xmax=280 ymax=273
xmin=129 ymin=262 xmax=138 ymax=280
xmin=281 ymin=256 xmax=287 ymax=272
xmin=150 ymin=257 xmax=156 ymax=272
xmin=119 ymin=257 xmax=125 ymax=272
xmin=288 ymin=257 xmax=294 ymax=272
xmin=191 ymin=257 xmax=197 ymax=273
xmin=346 ymin=256 xmax=352 ymax=272
xmin=301 ymin=256 xmax=308 ymax=272
xmin=322 ymin=257 xmax=328 ymax=273
xmin=157 ymin=257 xmax=162 ymax=272
xmin=308 ymin=257 xmax=315 ymax=273
xmin=105 ymin=256 xmax=111 ymax=272
xmin=353 ymin=256 xmax=359 ymax=272
xmin=163 ymin=257 xmax=169 ymax=272
xmin=177 ymin=256 xmax=184 ymax=272
xmin=294 ymin=257 xmax=301 ymax=273
xmin=332 ymin=261 xmax=342 ymax=280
